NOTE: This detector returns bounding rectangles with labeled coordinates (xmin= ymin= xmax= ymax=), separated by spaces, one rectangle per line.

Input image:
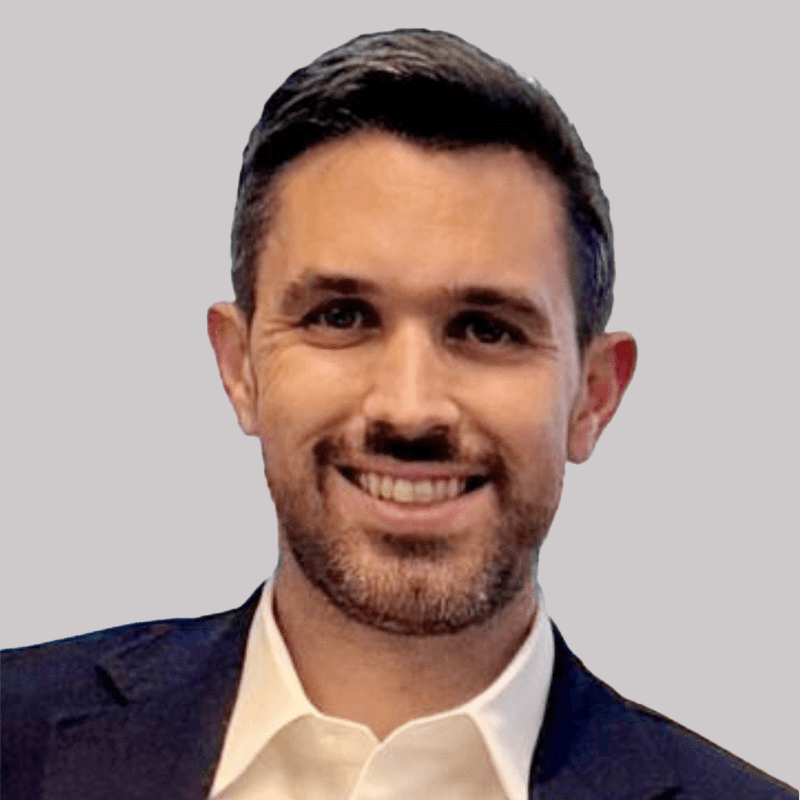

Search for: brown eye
xmin=302 ymin=299 xmax=378 ymax=330
xmin=323 ymin=304 xmax=361 ymax=328
xmin=446 ymin=312 xmax=526 ymax=346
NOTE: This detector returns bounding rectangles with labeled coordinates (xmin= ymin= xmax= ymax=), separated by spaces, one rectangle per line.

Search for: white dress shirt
xmin=209 ymin=583 xmax=554 ymax=800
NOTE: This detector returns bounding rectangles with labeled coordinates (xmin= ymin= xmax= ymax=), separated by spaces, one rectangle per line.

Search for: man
xmin=1 ymin=29 xmax=795 ymax=800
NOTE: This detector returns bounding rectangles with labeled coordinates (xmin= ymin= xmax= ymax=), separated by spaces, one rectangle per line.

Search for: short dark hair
xmin=232 ymin=29 xmax=614 ymax=351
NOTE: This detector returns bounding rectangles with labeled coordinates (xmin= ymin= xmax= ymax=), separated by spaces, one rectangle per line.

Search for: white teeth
xmin=414 ymin=480 xmax=434 ymax=503
xmin=355 ymin=471 xmax=470 ymax=504
xmin=368 ymin=473 xmax=381 ymax=498
xmin=392 ymin=479 xmax=414 ymax=503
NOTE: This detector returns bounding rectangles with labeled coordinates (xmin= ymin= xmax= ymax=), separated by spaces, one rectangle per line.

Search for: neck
xmin=272 ymin=556 xmax=538 ymax=740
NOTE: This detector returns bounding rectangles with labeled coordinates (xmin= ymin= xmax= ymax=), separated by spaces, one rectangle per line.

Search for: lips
xmin=337 ymin=466 xmax=489 ymax=505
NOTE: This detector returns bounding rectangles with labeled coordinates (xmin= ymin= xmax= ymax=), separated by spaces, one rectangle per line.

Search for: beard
xmin=265 ymin=431 xmax=562 ymax=636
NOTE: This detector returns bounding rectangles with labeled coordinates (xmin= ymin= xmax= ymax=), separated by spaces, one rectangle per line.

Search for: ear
xmin=568 ymin=332 xmax=637 ymax=463
xmin=207 ymin=302 xmax=259 ymax=436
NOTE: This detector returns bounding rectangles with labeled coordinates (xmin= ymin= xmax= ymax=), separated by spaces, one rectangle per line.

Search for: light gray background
xmin=2 ymin=1 xmax=796 ymax=788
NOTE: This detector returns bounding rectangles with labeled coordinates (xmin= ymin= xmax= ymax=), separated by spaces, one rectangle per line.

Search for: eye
xmin=446 ymin=311 xmax=527 ymax=347
xmin=301 ymin=298 xmax=378 ymax=331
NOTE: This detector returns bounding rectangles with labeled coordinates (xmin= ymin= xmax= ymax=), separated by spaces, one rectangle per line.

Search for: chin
xmin=280 ymin=499 xmax=551 ymax=636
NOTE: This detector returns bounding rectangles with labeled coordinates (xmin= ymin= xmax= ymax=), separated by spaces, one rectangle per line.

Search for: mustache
xmin=314 ymin=421 xmax=507 ymax=478
xmin=366 ymin=422 xmax=456 ymax=462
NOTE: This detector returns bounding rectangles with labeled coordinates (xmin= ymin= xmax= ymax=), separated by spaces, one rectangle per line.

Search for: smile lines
xmin=339 ymin=467 xmax=488 ymax=505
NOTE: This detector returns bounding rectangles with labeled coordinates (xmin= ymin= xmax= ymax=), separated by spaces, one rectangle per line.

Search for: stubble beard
xmin=265 ymin=443 xmax=562 ymax=636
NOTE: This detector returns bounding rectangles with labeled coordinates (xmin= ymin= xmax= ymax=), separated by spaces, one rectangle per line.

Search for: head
xmin=210 ymin=30 xmax=635 ymax=637
xmin=231 ymin=29 xmax=614 ymax=354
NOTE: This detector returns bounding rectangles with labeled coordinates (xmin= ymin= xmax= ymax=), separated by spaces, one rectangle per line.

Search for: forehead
xmin=257 ymin=131 xmax=573 ymax=316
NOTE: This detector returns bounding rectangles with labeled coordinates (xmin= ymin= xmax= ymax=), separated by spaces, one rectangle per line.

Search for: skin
xmin=209 ymin=131 xmax=636 ymax=739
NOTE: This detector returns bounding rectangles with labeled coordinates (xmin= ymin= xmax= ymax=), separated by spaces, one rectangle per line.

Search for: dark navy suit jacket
xmin=2 ymin=585 xmax=795 ymax=799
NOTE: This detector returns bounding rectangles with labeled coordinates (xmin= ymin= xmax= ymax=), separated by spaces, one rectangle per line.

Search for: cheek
xmin=473 ymin=372 xmax=571 ymax=470
xmin=255 ymin=347 xmax=368 ymax=442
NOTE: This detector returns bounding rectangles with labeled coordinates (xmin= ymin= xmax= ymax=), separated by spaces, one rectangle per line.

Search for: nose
xmin=362 ymin=322 xmax=460 ymax=438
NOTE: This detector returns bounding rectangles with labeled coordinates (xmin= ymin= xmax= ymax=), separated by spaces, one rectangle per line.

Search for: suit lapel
xmin=41 ymin=586 xmax=262 ymax=800
xmin=529 ymin=627 xmax=680 ymax=800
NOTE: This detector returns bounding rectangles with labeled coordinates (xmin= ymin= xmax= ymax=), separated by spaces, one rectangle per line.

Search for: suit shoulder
xmin=1 ymin=591 xmax=261 ymax=800
xmin=0 ymin=601 xmax=252 ymax=713
xmin=616 ymin=689 xmax=796 ymax=798
xmin=546 ymin=629 xmax=796 ymax=799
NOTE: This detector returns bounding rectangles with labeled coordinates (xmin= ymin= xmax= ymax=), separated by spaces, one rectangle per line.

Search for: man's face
xmin=224 ymin=132 xmax=589 ymax=635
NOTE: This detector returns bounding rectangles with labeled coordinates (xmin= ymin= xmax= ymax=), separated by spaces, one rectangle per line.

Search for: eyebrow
xmin=278 ymin=271 xmax=552 ymax=335
xmin=279 ymin=273 xmax=381 ymax=315
xmin=451 ymin=286 xmax=543 ymax=318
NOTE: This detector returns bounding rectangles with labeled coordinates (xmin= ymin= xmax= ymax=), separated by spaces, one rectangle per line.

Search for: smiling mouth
xmin=337 ymin=466 xmax=490 ymax=505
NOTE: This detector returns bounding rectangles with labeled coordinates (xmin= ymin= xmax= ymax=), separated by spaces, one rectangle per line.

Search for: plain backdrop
xmin=1 ymin=0 xmax=796 ymax=788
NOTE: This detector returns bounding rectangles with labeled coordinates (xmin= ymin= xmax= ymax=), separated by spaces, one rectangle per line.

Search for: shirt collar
xmin=460 ymin=590 xmax=554 ymax=799
xmin=211 ymin=581 xmax=554 ymax=800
